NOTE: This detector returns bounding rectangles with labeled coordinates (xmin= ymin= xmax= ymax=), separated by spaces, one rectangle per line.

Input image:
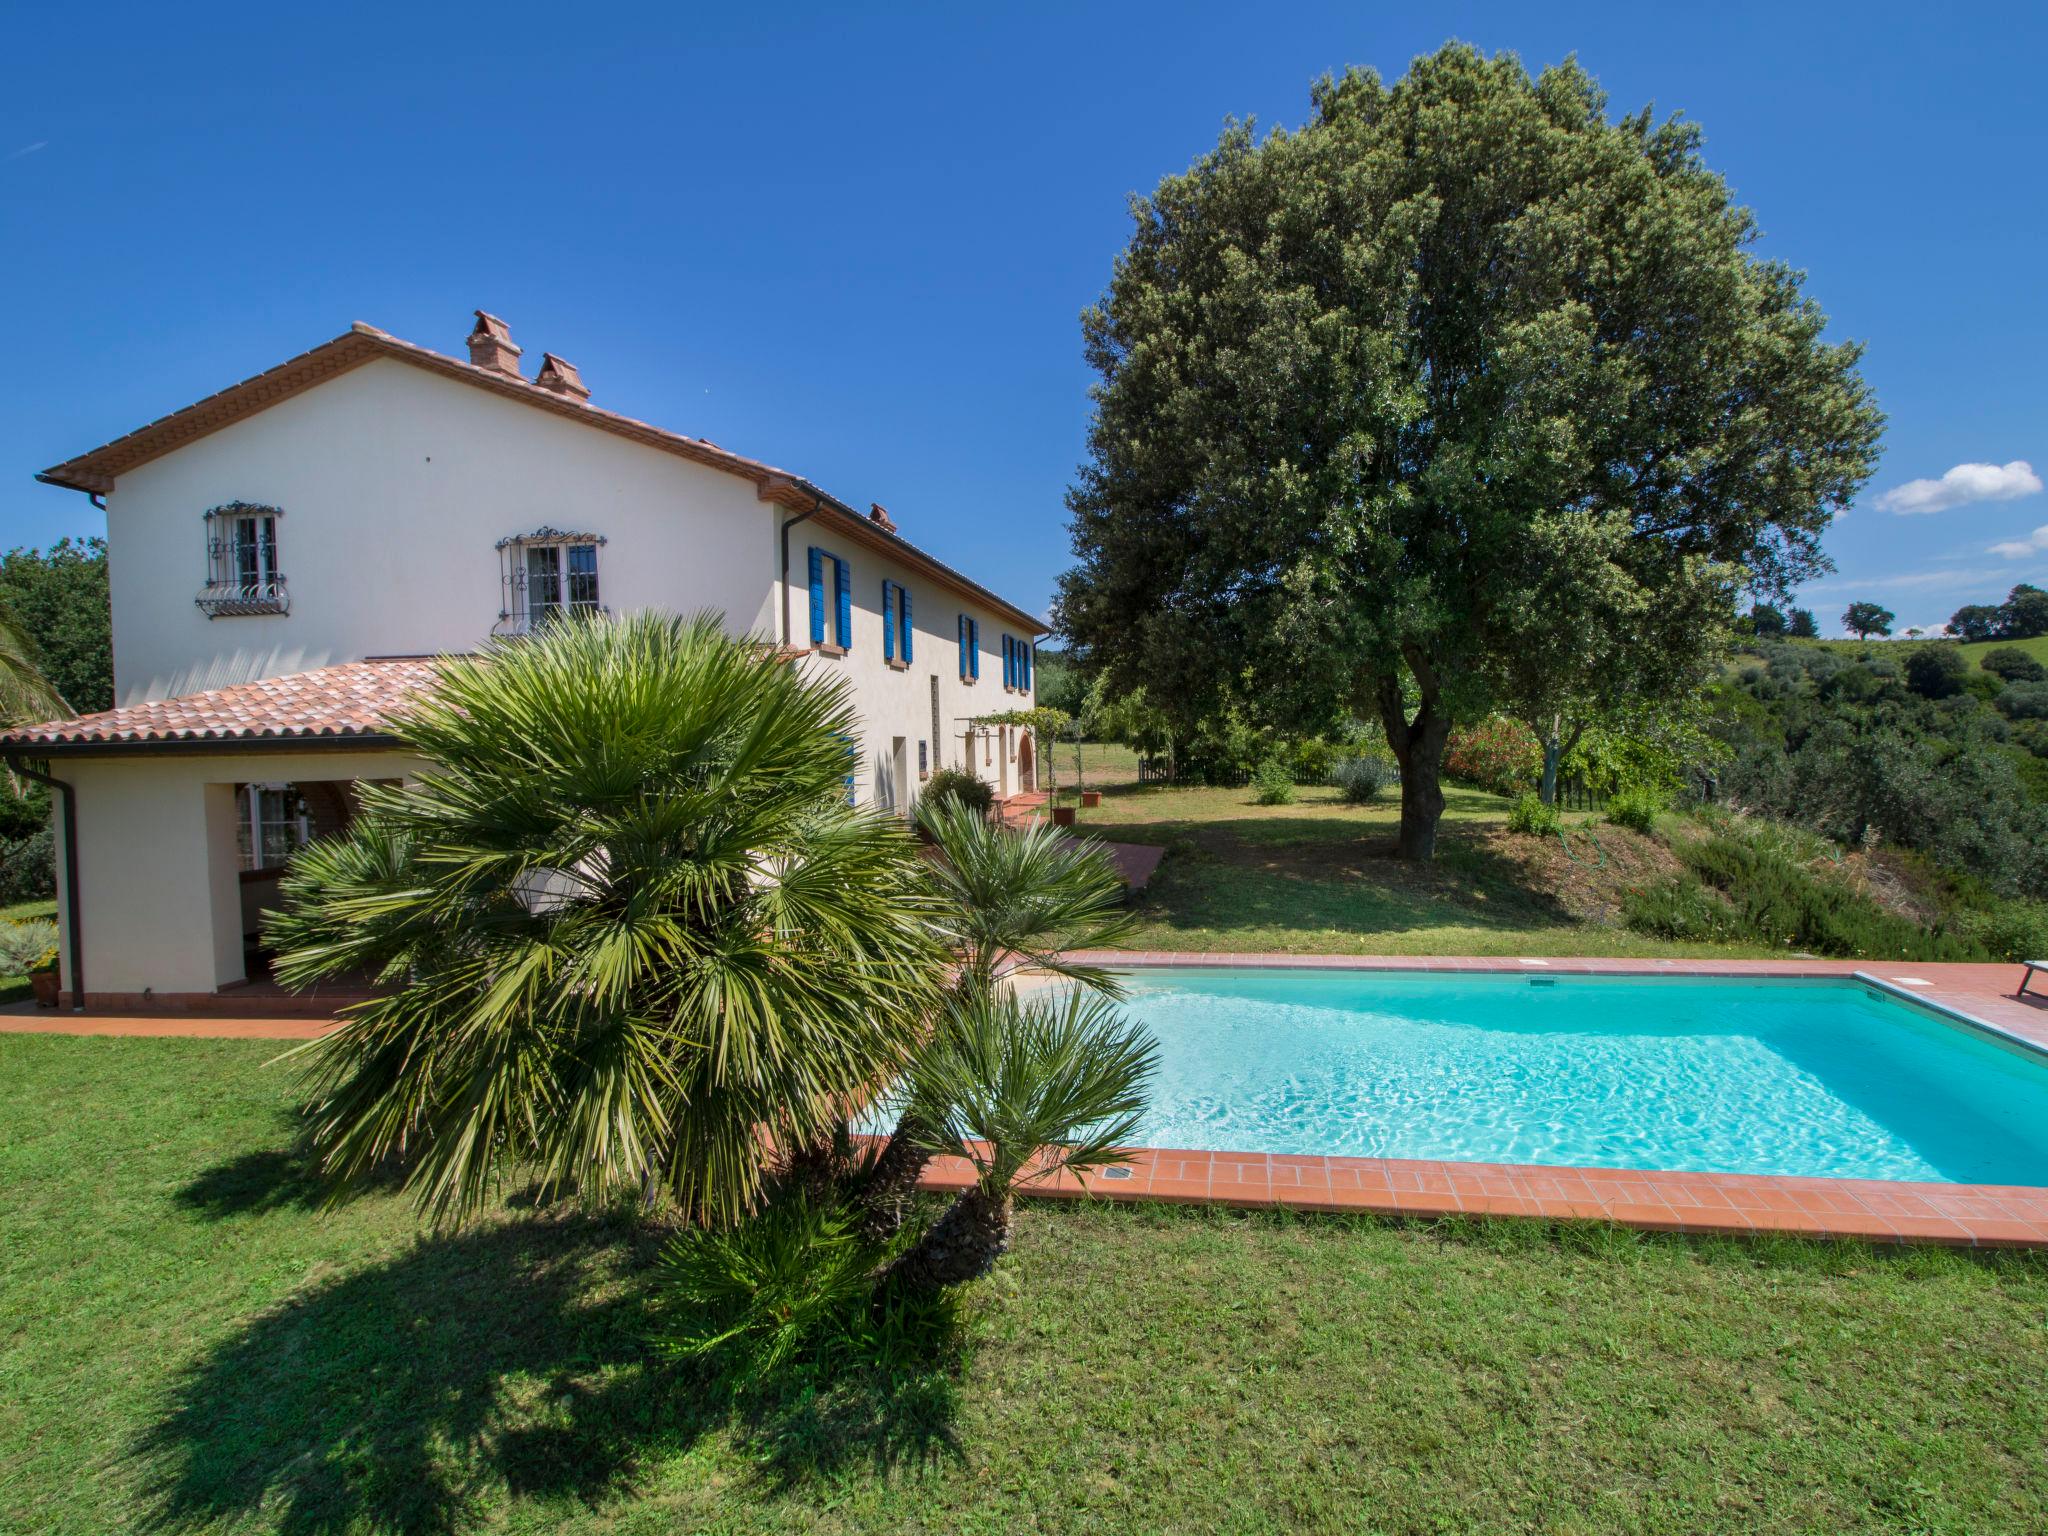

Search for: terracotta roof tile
xmin=0 ymin=658 xmax=441 ymax=753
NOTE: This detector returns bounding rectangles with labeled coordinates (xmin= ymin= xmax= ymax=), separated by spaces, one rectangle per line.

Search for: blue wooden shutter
xmin=833 ymin=557 xmax=851 ymax=647
xmin=957 ymin=614 xmax=967 ymax=677
xmin=969 ymin=619 xmax=980 ymax=679
xmin=807 ymin=548 xmax=825 ymax=645
xmin=882 ymin=581 xmax=896 ymax=662
xmin=1023 ymin=640 xmax=1033 ymax=691
xmin=901 ymin=587 xmax=913 ymax=662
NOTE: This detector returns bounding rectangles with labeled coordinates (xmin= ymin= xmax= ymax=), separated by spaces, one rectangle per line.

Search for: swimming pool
xmin=1116 ymin=969 xmax=2048 ymax=1185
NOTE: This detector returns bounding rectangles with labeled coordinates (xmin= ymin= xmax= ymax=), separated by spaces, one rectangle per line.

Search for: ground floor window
xmin=237 ymin=783 xmax=310 ymax=871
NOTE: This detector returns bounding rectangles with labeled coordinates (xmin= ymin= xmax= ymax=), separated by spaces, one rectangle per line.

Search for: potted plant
xmin=29 ymin=947 xmax=60 ymax=1009
xmin=1051 ymin=797 xmax=1077 ymax=828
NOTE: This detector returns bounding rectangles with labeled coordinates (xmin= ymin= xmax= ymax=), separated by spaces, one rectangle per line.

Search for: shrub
xmin=1637 ymin=828 xmax=1980 ymax=961
xmin=1443 ymin=716 xmax=1539 ymax=796
xmin=1331 ymin=755 xmax=1394 ymax=804
xmin=0 ymin=917 xmax=56 ymax=974
xmin=1251 ymin=757 xmax=1295 ymax=805
xmin=1904 ymin=645 xmax=1968 ymax=700
xmin=648 ymin=1185 xmax=958 ymax=1389
xmin=1605 ymin=787 xmax=1663 ymax=833
xmin=1954 ymin=899 xmax=2048 ymax=963
xmin=921 ymin=767 xmax=994 ymax=818
xmin=1507 ymin=791 xmax=1558 ymax=836
xmin=1622 ymin=878 xmax=1736 ymax=943
xmin=1287 ymin=737 xmax=1336 ymax=784
xmin=1997 ymin=682 xmax=2048 ymax=721
xmin=1981 ymin=646 xmax=2047 ymax=684
xmin=0 ymin=828 xmax=53 ymax=905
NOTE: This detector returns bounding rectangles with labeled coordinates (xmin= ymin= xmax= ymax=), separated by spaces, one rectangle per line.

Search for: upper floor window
xmin=198 ymin=502 xmax=288 ymax=618
xmin=956 ymin=613 xmax=980 ymax=681
xmin=1002 ymin=633 xmax=1033 ymax=692
xmin=498 ymin=527 xmax=606 ymax=633
xmin=882 ymin=580 xmax=913 ymax=665
xmin=808 ymin=547 xmax=851 ymax=651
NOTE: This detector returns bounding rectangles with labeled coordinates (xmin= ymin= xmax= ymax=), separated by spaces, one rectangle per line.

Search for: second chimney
xmin=467 ymin=310 xmax=523 ymax=377
xmin=534 ymin=353 xmax=591 ymax=402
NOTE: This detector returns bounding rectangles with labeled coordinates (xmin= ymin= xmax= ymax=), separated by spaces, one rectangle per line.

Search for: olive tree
xmin=1058 ymin=44 xmax=1882 ymax=858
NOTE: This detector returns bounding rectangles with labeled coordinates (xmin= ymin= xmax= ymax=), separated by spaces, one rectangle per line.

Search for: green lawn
xmin=3 ymin=1035 xmax=2045 ymax=1534
xmin=1068 ymin=780 xmax=1778 ymax=957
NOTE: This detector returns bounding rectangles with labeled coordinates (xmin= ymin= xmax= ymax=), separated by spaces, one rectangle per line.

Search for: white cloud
xmin=1875 ymin=460 xmax=2043 ymax=515
xmin=6 ymin=140 xmax=46 ymax=160
xmin=1990 ymin=524 xmax=2048 ymax=559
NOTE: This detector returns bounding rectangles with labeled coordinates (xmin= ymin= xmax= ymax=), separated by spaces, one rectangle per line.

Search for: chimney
xmin=466 ymin=310 xmax=523 ymax=377
xmin=534 ymin=352 xmax=591 ymax=402
xmin=868 ymin=502 xmax=898 ymax=533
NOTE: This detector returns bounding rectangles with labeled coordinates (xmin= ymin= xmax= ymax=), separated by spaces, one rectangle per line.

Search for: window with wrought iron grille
xmin=197 ymin=502 xmax=288 ymax=617
xmin=497 ymin=527 xmax=606 ymax=632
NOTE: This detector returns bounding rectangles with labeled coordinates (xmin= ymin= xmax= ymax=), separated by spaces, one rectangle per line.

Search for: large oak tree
xmin=1057 ymin=45 xmax=1882 ymax=858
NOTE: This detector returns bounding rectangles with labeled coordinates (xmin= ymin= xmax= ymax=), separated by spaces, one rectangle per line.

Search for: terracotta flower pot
xmin=1080 ymin=791 xmax=1101 ymax=808
xmin=30 ymin=970 xmax=60 ymax=1009
xmin=1051 ymin=805 xmax=1078 ymax=828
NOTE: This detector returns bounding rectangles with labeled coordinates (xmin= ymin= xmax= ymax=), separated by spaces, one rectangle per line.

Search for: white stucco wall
xmin=61 ymin=354 xmax=1047 ymax=999
xmin=54 ymin=748 xmax=422 ymax=997
xmin=104 ymin=358 xmax=781 ymax=704
xmin=786 ymin=530 xmax=1037 ymax=809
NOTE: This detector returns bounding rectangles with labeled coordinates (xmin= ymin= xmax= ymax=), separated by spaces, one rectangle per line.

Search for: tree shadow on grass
xmin=174 ymin=1111 xmax=407 ymax=1219
xmin=133 ymin=1208 xmax=964 ymax=1534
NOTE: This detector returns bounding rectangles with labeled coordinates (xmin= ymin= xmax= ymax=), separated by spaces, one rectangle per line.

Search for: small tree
xmin=1949 ymin=603 xmax=2004 ymax=643
xmin=886 ymin=987 xmax=1155 ymax=1294
xmin=1750 ymin=603 xmax=1787 ymax=638
xmin=2002 ymin=584 xmax=2048 ymax=639
xmin=1788 ymin=609 xmax=1820 ymax=639
xmin=1843 ymin=602 xmax=1895 ymax=640
xmin=1904 ymin=645 xmax=1967 ymax=699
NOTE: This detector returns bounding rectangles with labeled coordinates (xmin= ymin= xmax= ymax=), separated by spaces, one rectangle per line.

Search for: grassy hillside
xmin=1778 ymin=634 xmax=2048 ymax=673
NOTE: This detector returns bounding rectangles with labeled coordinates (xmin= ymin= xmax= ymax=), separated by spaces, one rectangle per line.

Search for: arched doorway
xmin=1017 ymin=730 xmax=1035 ymax=792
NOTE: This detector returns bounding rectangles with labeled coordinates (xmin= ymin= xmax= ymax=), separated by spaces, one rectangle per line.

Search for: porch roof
xmin=0 ymin=658 xmax=441 ymax=757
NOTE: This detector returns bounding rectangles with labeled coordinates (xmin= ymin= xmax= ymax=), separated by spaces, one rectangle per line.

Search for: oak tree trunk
xmin=883 ymin=1187 xmax=1014 ymax=1293
xmin=1377 ymin=657 xmax=1453 ymax=862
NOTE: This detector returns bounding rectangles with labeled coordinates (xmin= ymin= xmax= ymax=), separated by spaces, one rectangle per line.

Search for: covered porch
xmin=0 ymin=659 xmax=434 ymax=1011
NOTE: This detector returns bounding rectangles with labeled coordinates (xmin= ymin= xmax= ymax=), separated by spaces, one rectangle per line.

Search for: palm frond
xmin=907 ymin=987 xmax=1158 ymax=1195
xmin=916 ymin=796 xmax=1137 ymax=993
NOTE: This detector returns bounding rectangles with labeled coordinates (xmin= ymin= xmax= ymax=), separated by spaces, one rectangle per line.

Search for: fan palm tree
xmin=917 ymin=794 xmax=1137 ymax=995
xmin=856 ymin=794 xmax=1137 ymax=1236
xmin=0 ymin=604 xmax=66 ymax=722
xmin=268 ymin=611 xmax=949 ymax=1227
xmin=884 ymin=986 xmax=1156 ymax=1293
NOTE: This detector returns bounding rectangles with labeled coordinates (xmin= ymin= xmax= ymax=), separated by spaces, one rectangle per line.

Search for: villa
xmin=3 ymin=311 xmax=1044 ymax=1008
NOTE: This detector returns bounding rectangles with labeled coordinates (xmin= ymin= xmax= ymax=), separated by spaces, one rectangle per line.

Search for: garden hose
xmin=1553 ymin=821 xmax=1608 ymax=871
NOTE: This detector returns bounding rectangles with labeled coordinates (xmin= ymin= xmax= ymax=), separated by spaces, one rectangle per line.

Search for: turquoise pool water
xmin=1116 ymin=970 xmax=2048 ymax=1185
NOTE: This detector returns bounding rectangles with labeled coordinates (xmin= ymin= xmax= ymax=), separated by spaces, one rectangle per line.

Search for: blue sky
xmin=3 ymin=2 xmax=2043 ymax=636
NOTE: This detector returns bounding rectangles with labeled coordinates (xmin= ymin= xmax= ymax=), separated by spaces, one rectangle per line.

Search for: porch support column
xmin=202 ymin=782 xmax=247 ymax=989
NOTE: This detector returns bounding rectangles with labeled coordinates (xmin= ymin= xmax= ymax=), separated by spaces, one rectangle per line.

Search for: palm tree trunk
xmin=855 ymin=1109 xmax=933 ymax=1240
xmin=883 ymin=1187 xmax=1013 ymax=1292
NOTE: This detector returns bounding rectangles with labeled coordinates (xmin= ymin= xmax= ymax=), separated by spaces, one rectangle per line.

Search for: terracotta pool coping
xmin=924 ymin=952 xmax=2048 ymax=1249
